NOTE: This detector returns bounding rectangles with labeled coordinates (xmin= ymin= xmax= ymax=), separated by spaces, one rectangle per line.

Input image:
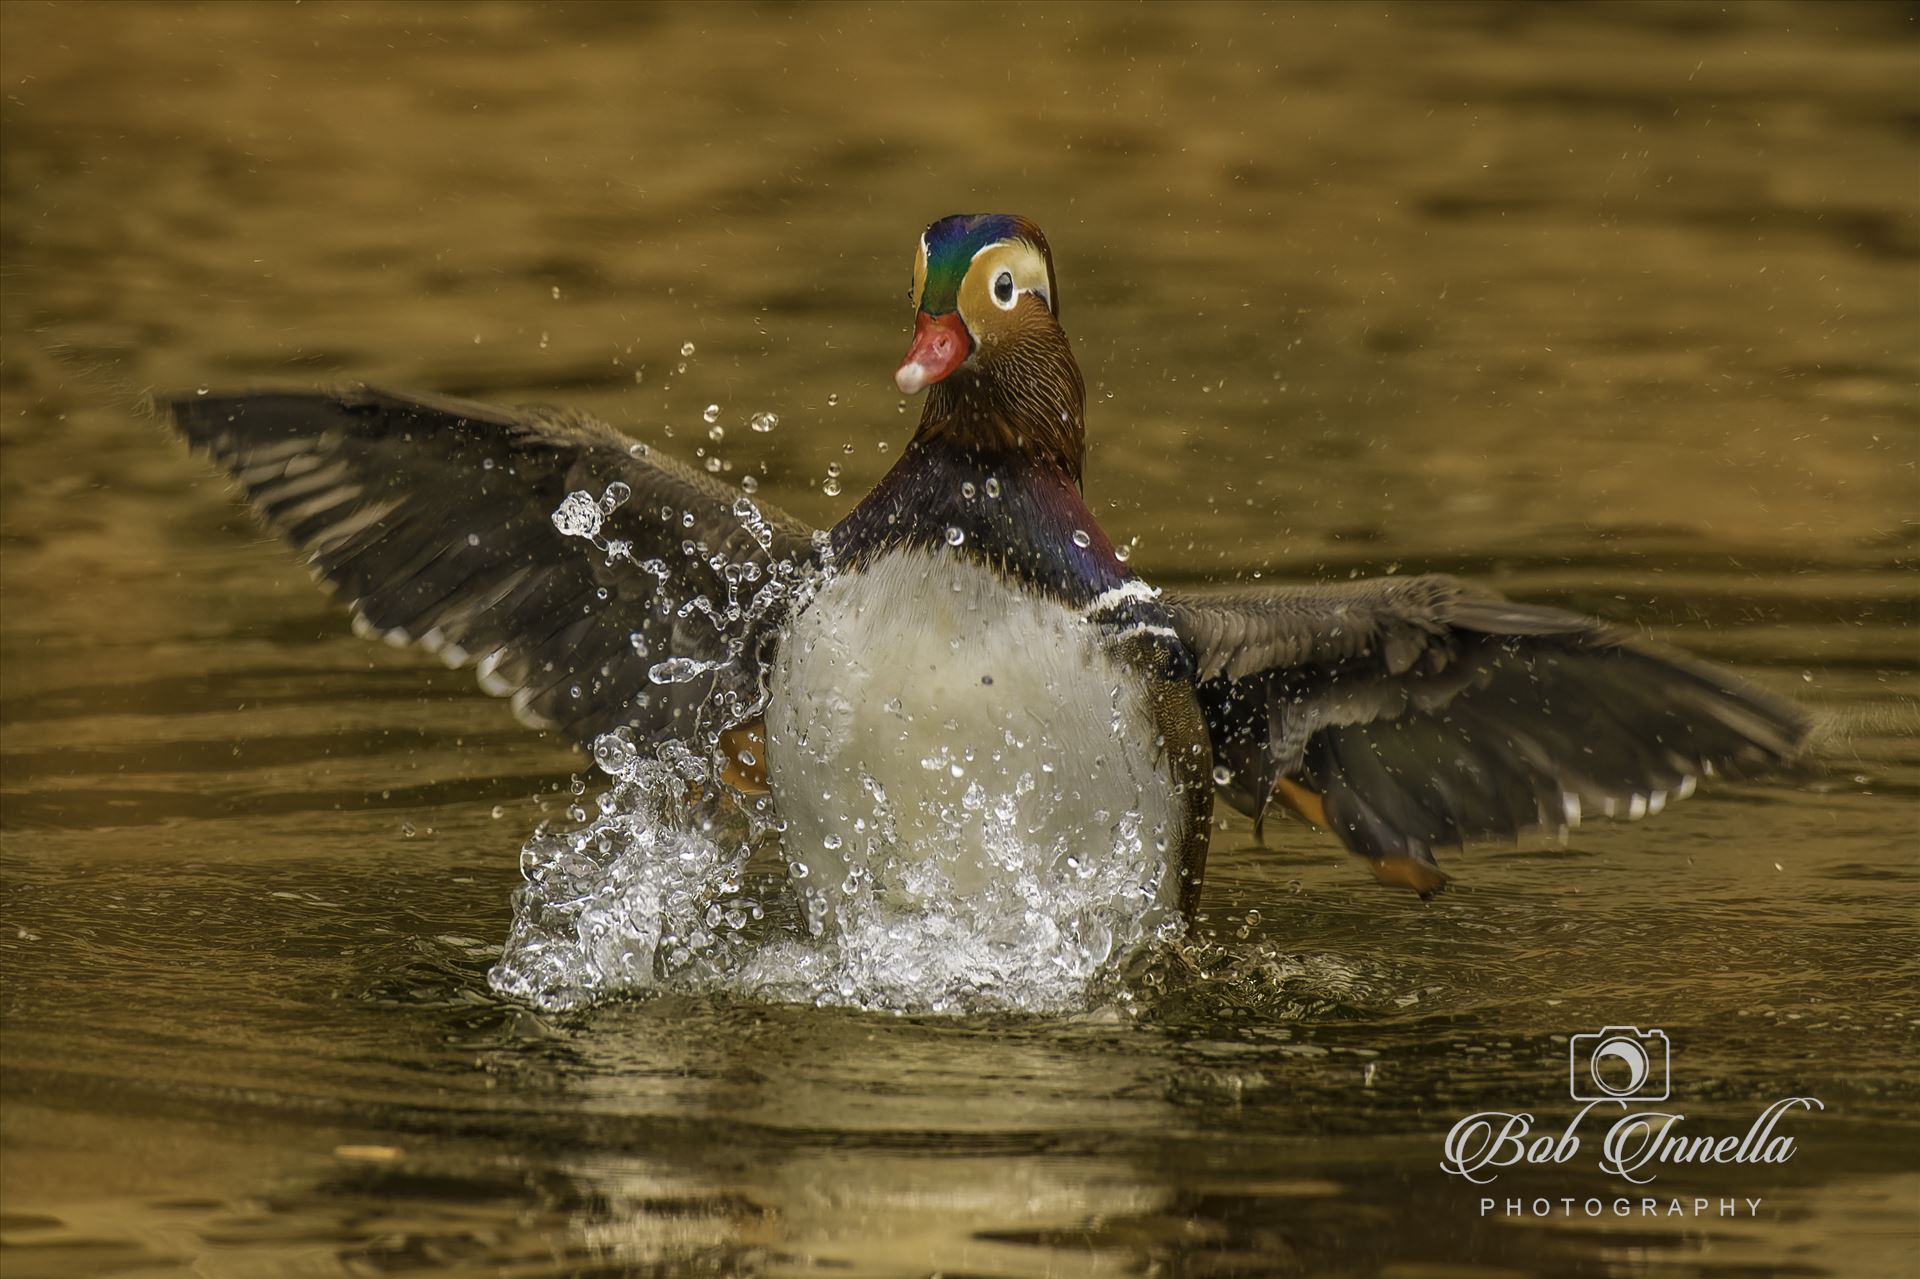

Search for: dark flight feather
xmin=1167 ymin=576 xmax=1809 ymax=877
xmin=167 ymin=385 xmax=820 ymax=748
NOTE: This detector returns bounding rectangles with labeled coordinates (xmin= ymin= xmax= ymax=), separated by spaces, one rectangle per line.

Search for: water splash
xmin=487 ymin=737 xmax=752 ymax=1011
xmin=488 ymin=484 xmax=1189 ymax=1015
xmin=486 ymin=723 xmax=1183 ymax=1014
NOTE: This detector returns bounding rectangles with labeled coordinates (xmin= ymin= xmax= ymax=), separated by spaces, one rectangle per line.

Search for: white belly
xmin=764 ymin=548 xmax=1183 ymax=938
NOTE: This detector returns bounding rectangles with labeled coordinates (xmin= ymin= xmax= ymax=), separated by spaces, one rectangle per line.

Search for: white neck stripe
xmin=1088 ymin=580 xmax=1162 ymax=614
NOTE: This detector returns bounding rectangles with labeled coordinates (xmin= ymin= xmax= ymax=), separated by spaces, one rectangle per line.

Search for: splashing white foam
xmin=486 ymin=726 xmax=1183 ymax=1014
xmin=488 ymin=737 xmax=748 ymax=1011
xmin=487 ymin=487 xmax=1188 ymax=1015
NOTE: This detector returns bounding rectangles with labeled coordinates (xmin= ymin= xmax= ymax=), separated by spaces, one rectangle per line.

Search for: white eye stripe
xmin=995 ymin=277 xmax=1052 ymax=311
xmin=968 ymin=239 xmax=1052 ymax=313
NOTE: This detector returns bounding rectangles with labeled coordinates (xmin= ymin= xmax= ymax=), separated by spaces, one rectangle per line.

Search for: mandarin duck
xmin=168 ymin=213 xmax=1808 ymax=923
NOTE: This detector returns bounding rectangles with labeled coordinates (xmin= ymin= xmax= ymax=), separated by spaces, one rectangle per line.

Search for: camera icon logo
xmin=1569 ymin=1026 xmax=1670 ymax=1102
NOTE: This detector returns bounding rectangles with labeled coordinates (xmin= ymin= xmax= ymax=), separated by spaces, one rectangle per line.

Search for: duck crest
xmin=917 ymin=213 xmax=1058 ymax=316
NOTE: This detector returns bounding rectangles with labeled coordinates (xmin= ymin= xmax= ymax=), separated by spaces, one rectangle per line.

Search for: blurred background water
xmin=1 ymin=3 xmax=1915 ymax=1276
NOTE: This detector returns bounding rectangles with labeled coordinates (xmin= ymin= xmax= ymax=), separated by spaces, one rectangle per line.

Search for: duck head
xmin=894 ymin=213 xmax=1087 ymax=484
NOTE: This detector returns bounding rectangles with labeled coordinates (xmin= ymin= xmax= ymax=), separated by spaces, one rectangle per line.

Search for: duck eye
xmin=992 ymin=271 xmax=1016 ymax=308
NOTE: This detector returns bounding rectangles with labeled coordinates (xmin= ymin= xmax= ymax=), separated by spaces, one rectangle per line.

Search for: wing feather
xmin=1167 ymin=576 xmax=1808 ymax=888
xmin=168 ymin=385 xmax=819 ymax=749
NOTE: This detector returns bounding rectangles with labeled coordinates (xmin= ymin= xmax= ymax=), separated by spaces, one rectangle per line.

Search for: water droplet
xmin=740 ymin=474 xmax=759 ymax=494
xmin=984 ymin=477 xmax=1001 ymax=498
xmin=750 ymin=411 xmax=779 ymax=433
xmin=705 ymin=457 xmax=722 ymax=473
xmin=823 ymin=833 xmax=843 ymax=851
xmin=551 ymin=285 xmax=562 ymax=300
xmin=703 ymin=404 xmax=720 ymax=424
xmin=823 ymin=478 xmax=842 ymax=497
xmin=601 ymin=481 xmax=632 ymax=510
xmin=1071 ymin=528 xmax=1092 ymax=549
xmin=680 ymin=341 xmax=696 ymax=357
xmin=490 ymin=805 xmax=505 ymax=819
xmin=1115 ymin=543 xmax=1132 ymax=562
xmin=1213 ymin=765 xmax=1234 ymax=786
xmin=195 ymin=386 xmax=210 ymax=396
xmin=945 ymin=526 xmax=965 ymax=546
xmin=593 ymin=734 xmax=637 ymax=772
xmin=826 ymin=393 xmax=839 ymax=407
xmin=961 ymin=481 xmax=977 ymax=499
xmin=648 ymin=656 xmax=718 ymax=685
xmin=551 ymin=491 xmax=603 ymax=538
xmin=826 ymin=462 xmax=843 ymax=478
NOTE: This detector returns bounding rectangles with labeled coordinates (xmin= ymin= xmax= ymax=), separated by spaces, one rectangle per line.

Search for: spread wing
xmin=1166 ymin=576 xmax=1809 ymax=893
xmin=167 ymin=385 xmax=821 ymax=748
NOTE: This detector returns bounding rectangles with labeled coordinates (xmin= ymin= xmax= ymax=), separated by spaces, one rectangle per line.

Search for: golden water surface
xmin=2 ymin=4 xmax=1915 ymax=1276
